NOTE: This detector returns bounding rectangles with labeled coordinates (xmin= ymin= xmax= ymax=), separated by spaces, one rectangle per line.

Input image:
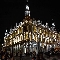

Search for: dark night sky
xmin=0 ymin=0 xmax=60 ymax=43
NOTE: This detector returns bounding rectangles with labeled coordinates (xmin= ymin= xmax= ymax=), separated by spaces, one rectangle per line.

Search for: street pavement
xmin=14 ymin=55 xmax=60 ymax=60
xmin=14 ymin=56 xmax=32 ymax=60
xmin=0 ymin=52 xmax=60 ymax=60
xmin=44 ymin=54 xmax=60 ymax=60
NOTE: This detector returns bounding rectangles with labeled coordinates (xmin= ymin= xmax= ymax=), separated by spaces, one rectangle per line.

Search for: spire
xmin=25 ymin=0 xmax=30 ymax=17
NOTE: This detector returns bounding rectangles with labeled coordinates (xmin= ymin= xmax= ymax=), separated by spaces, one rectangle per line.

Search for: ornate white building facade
xmin=3 ymin=1 xmax=60 ymax=55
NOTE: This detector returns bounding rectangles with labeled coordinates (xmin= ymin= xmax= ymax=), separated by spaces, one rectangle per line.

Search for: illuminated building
xmin=3 ymin=0 xmax=60 ymax=54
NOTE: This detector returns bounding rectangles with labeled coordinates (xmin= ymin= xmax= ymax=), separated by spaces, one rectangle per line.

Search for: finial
xmin=6 ymin=29 xmax=7 ymax=32
xmin=51 ymin=19 xmax=55 ymax=26
xmin=16 ymin=23 xmax=17 ymax=28
xmin=27 ymin=0 xmax=28 ymax=2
